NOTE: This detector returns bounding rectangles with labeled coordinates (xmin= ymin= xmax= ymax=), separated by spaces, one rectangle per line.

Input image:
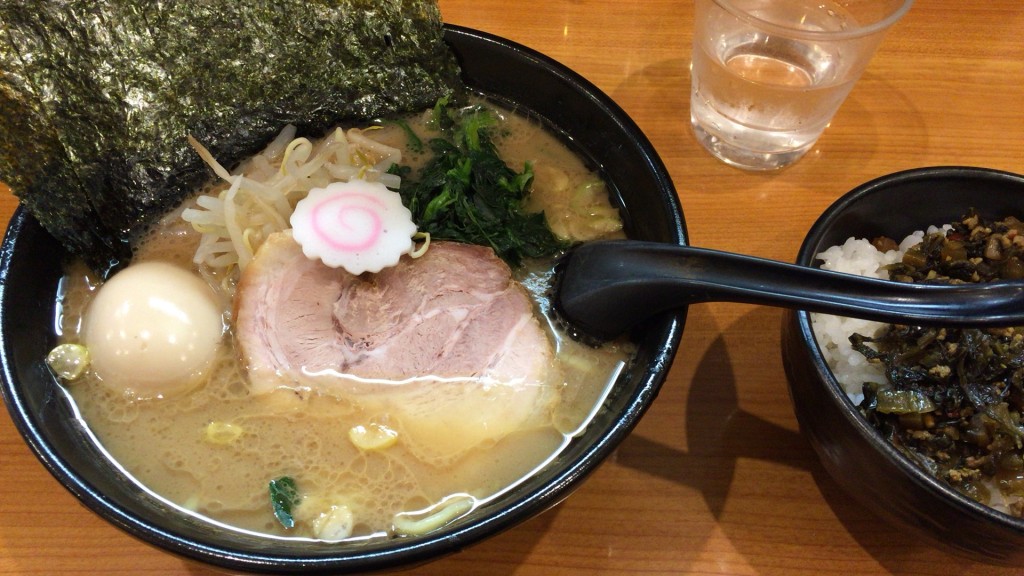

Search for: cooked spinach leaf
xmin=853 ymin=211 xmax=1024 ymax=512
xmin=269 ymin=476 xmax=299 ymax=529
xmin=394 ymin=98 xmax=568 ymax=267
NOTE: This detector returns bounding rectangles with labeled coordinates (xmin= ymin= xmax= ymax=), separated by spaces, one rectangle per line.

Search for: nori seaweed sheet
xmin=0 ymin=1 xmax=462 ymax=274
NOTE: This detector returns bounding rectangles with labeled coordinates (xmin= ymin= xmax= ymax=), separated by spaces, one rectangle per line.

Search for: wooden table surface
xmin=2 ymin=1 xmax=1023 ymax=574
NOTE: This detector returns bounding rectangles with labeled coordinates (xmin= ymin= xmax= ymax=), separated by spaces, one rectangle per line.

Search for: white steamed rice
xmin=811 ymin=226 xmax=950 ymax=404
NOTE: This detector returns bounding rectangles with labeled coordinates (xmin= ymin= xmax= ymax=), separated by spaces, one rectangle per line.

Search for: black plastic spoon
xmin=552 ymin=240 xmax=1024 ymax=344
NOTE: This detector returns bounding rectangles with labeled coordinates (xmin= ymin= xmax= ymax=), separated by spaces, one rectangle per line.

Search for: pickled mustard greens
xmin=0 ymin=0 xmax=460 ymax=275
xmin=852 ymin=211 xmax=1024 ymax=513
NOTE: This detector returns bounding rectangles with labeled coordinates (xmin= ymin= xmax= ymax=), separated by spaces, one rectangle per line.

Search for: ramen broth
xmin=54 ymin=101 xmax=632 ymax=540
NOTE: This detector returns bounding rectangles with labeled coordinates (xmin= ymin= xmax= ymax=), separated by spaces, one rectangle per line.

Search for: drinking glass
xmin=690 ymin=0 xmax=913 ymax=170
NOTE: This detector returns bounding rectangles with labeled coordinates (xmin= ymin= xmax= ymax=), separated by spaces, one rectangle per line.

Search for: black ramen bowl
xmin=0 ymin=26 xmax=686 ymax=575
xmin=782 ymin=166 xmax=1024 ymax=565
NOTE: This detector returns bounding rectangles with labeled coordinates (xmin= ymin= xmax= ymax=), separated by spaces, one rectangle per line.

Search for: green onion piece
xmin=45 ymin=343 xmax=90 ymax=381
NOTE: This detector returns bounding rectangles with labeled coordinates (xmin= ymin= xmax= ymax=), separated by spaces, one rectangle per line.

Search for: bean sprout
xmin=182 ymin=125 xmax=404 ymax=279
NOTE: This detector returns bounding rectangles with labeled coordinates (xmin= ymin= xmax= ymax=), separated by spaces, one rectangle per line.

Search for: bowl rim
xmin=793 ymin=165 xmax=1024 ymax=532
xmin=0 ymin=24 xmax=687 ymax=574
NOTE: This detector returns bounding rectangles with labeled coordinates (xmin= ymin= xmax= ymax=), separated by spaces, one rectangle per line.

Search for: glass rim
xmin=709 ymin=0 xmax=915 ymax=41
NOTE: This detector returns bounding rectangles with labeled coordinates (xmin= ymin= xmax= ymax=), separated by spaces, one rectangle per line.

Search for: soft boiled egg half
xmin=83 ymin=262 xmax=225 ymax=399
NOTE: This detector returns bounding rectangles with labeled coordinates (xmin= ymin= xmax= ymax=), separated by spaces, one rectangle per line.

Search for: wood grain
xmin=2 ymin=1 xmax=1023 ymax=574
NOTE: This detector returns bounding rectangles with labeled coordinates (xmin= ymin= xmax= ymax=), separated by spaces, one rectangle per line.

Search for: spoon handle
xmin=554 ymin=240 xmax=1024 ymax=342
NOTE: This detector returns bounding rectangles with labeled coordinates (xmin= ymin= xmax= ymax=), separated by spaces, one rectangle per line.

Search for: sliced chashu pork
xmin=234 ymin=232 xmax=555 ymax=463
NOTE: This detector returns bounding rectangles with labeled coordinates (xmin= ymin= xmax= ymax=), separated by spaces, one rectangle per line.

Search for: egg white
xmin=83 ymin=262 xmax=224 ymax=399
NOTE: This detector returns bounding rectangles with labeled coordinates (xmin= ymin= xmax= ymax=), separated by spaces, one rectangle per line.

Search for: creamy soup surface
xmin=55 ymin=100 xmax=633 ymax=541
